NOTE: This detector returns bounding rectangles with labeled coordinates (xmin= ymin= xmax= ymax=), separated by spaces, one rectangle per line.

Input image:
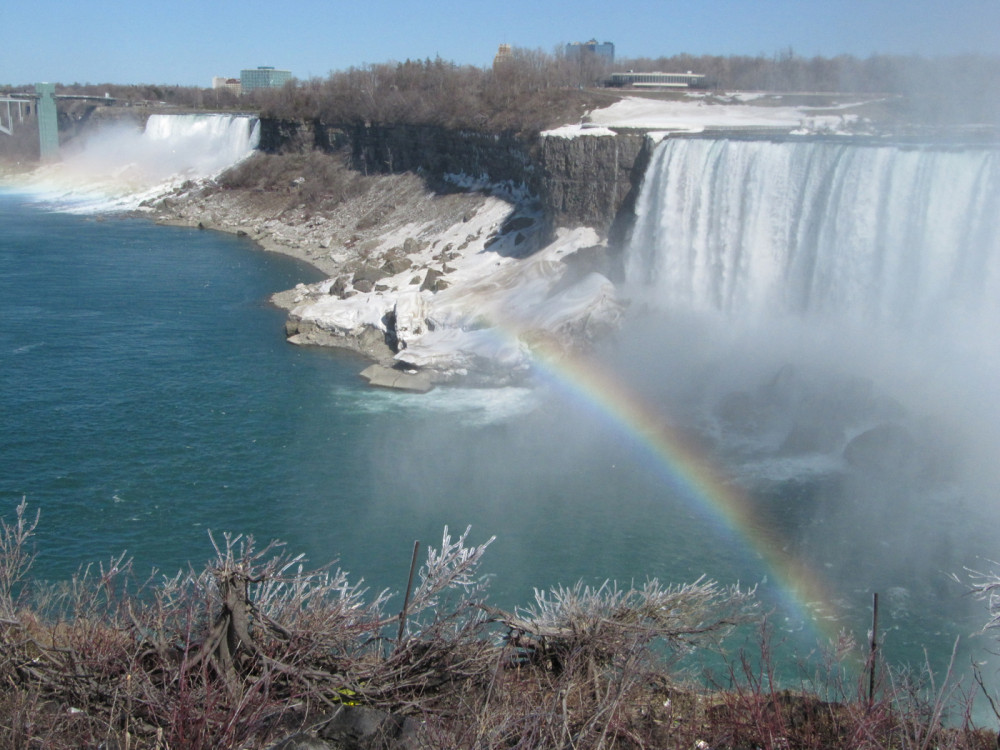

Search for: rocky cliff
xmin=257 ymin=119 xmax=651 ymax=238
xmin=535 ymin=132 xmax=650 ymax=244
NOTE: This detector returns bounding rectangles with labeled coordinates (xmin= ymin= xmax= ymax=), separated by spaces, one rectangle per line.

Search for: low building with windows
xmin=240 ymin=67 xmax=292 ymax=92
xmin=608 ymin=71 xmax=707 ymax=89
xmin=212 ymin=77 xmax=242 ymax=94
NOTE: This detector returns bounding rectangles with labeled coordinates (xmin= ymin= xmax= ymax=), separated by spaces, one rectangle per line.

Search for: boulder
xmin=359 ymin=364 xmax=433 ymax=393
xmin=318 ymin=705 xmax=422 ymax=749
xmin=265 ymin=706 xmax=424 ymax=750
xmin=420 ymin=268 xmax=447 ymax=292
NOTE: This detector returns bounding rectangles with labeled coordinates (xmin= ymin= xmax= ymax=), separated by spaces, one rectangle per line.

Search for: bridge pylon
xmin=35 ymin=83 xmax=59 ymax=161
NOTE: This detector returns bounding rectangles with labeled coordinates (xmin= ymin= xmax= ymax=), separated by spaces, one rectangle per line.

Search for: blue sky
xmin=2 ymin=0 xmax=998 ymax=86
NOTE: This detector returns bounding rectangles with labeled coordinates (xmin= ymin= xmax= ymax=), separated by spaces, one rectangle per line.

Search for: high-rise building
xmin=493 ymin=43 xmax=513 ymax=68
xmin=240 ymin=66 xmax=292 ymax=92
xmin=565 ymin=39 xmax=614 ymax=64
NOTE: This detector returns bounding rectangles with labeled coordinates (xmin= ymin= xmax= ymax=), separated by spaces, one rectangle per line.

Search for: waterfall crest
xmin=625 ymin=138 xmax=1000 ymax=333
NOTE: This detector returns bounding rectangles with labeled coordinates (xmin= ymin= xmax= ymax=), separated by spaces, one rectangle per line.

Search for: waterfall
xmin=18 ymin=113 xmax=260 ymax=211
xmin=141 ymin=113 xmax=260 ymax=178
xmin=625 ymin=138 xmax=1000 ymax=334
xmin=617 ymin=135 xmax=1000 ymax=501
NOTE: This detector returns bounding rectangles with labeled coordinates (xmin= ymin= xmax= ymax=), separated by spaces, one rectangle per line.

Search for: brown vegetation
xmin=215 ymin=151 xmax=373 ymax=213
xmin=2 ymin=500 xmax=999 ymax=749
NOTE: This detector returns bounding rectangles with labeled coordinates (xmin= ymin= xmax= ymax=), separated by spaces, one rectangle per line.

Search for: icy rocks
xmin=359 ymin=364 xmax=433 ymax=393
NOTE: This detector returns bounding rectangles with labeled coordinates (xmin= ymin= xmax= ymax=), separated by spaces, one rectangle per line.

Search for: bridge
xmin=1 ymin=83 xmax=118 ymax=161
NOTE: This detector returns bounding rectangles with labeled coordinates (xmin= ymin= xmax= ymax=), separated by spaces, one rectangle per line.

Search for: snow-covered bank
xmin=148 ymin=162 xmax=623 ymax=388
xmin=20 ymin=93 xmax=934 ymax=390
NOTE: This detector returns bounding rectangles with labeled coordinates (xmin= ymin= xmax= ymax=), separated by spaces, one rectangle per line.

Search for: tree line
xmin=4 ymin=47 xmax=999 ymax=149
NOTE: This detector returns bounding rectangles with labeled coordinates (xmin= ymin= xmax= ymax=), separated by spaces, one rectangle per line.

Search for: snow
xmin=544 ymin=95 xmax=869 ymax=137
xmin=540 ymin=124 xmax=617 ymax=139
xmin=288 ymin=198 xmax=619 ymax=383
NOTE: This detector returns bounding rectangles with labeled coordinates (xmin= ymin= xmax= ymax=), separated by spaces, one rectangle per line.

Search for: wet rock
xmin=359 ymin=364 xmax=433 ymax=393
xmin=779 ymin=421 xmax=845 ymax=455
xmin=330 ymin=277 xmax=350 ymax=297
xmin=843 ymin=423 xmax=917 ymax=475
xmin=502 ymin=215 xmax=535 ymax=233
xmin=420 ymin=268 xmax=447 ymax=292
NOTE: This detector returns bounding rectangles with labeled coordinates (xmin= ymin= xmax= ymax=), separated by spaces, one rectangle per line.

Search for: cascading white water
xmin=616 ymin=136 xmax=1000 ymax=694
xmin=19 ymin=113 xmax=260 ymax=211
xmin=141 ymin=114 xmax=261 ymax=180
xmin=625 ymin=138 xmax=1000 ymax=335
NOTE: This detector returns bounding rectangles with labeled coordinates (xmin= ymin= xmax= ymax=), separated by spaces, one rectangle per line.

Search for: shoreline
xmin=153 ymin=215 xmax=342 ymax=281
xmin=8 ymin=161 xmax=621 ymax=389
xmin=140 ymin=174 xmax=557 ymax=385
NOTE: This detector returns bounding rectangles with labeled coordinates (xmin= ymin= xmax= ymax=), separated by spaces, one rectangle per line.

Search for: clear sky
xmin=2 ymin=0 xmax=998 ymax=87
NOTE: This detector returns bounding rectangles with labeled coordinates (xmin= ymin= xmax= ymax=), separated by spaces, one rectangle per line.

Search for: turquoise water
xmin=0 ymin=195 xmax=750 ymax=602
xmin=1 ymin=193 xmax=997 ymax=705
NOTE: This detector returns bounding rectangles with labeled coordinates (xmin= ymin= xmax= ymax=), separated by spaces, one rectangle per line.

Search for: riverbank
xmin=145 ymin=152 xmax=623 ymax=387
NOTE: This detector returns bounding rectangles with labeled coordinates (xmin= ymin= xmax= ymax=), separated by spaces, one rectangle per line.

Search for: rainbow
xmin=524 ymin=339 xmax=844 ymax=642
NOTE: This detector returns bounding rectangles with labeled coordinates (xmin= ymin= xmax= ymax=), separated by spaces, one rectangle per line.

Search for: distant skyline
xmin=2 ymin=0 xmax=999 ymax=86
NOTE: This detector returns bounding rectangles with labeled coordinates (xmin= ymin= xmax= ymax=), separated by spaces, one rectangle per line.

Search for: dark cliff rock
xmin=256 ymin=118 xmax=654 ymax=238
xmin=258 ymin=118 xmax=321 ymax=153
xmin=343 ymin=124 xmax=535 ymax=190
xmin=535 ymin=132 xmax=651 ymax=245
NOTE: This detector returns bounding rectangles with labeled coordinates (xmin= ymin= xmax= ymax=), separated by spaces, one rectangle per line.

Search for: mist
xmin=617 ymin=134 xmax=1000 ymax=624
xmin=21 ymin=114 xmax=259 ymax=210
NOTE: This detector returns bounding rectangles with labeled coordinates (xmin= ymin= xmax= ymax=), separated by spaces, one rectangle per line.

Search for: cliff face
xmin=256 ymin=118 xmax=651 ymax=237
xmin=535 ymin=133 xmax=651 ymax=244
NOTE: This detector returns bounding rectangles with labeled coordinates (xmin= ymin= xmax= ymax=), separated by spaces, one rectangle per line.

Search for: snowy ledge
xmin=541 ymin=94 xmax=878 ymax=139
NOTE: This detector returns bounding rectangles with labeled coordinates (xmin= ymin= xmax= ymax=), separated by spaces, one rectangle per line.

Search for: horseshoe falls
xmin=617 ymin=136 xmax=1000 ymax=686
xmin=626 ymin=138 xmax=1000 ymax=332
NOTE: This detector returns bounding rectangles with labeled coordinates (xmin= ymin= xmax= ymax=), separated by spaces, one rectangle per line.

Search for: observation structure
xmin=493 ymin=43 xmax=513 ymax=69
xmin=1 ymin=84 xmax=119 ymax=161
xmin=608 ymin=71 xmax=707 ymax=89
xmin=240 ymin=67 xmax=292 ymax=92
xmin=0 ymin=83 xmax=61 ymax=160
